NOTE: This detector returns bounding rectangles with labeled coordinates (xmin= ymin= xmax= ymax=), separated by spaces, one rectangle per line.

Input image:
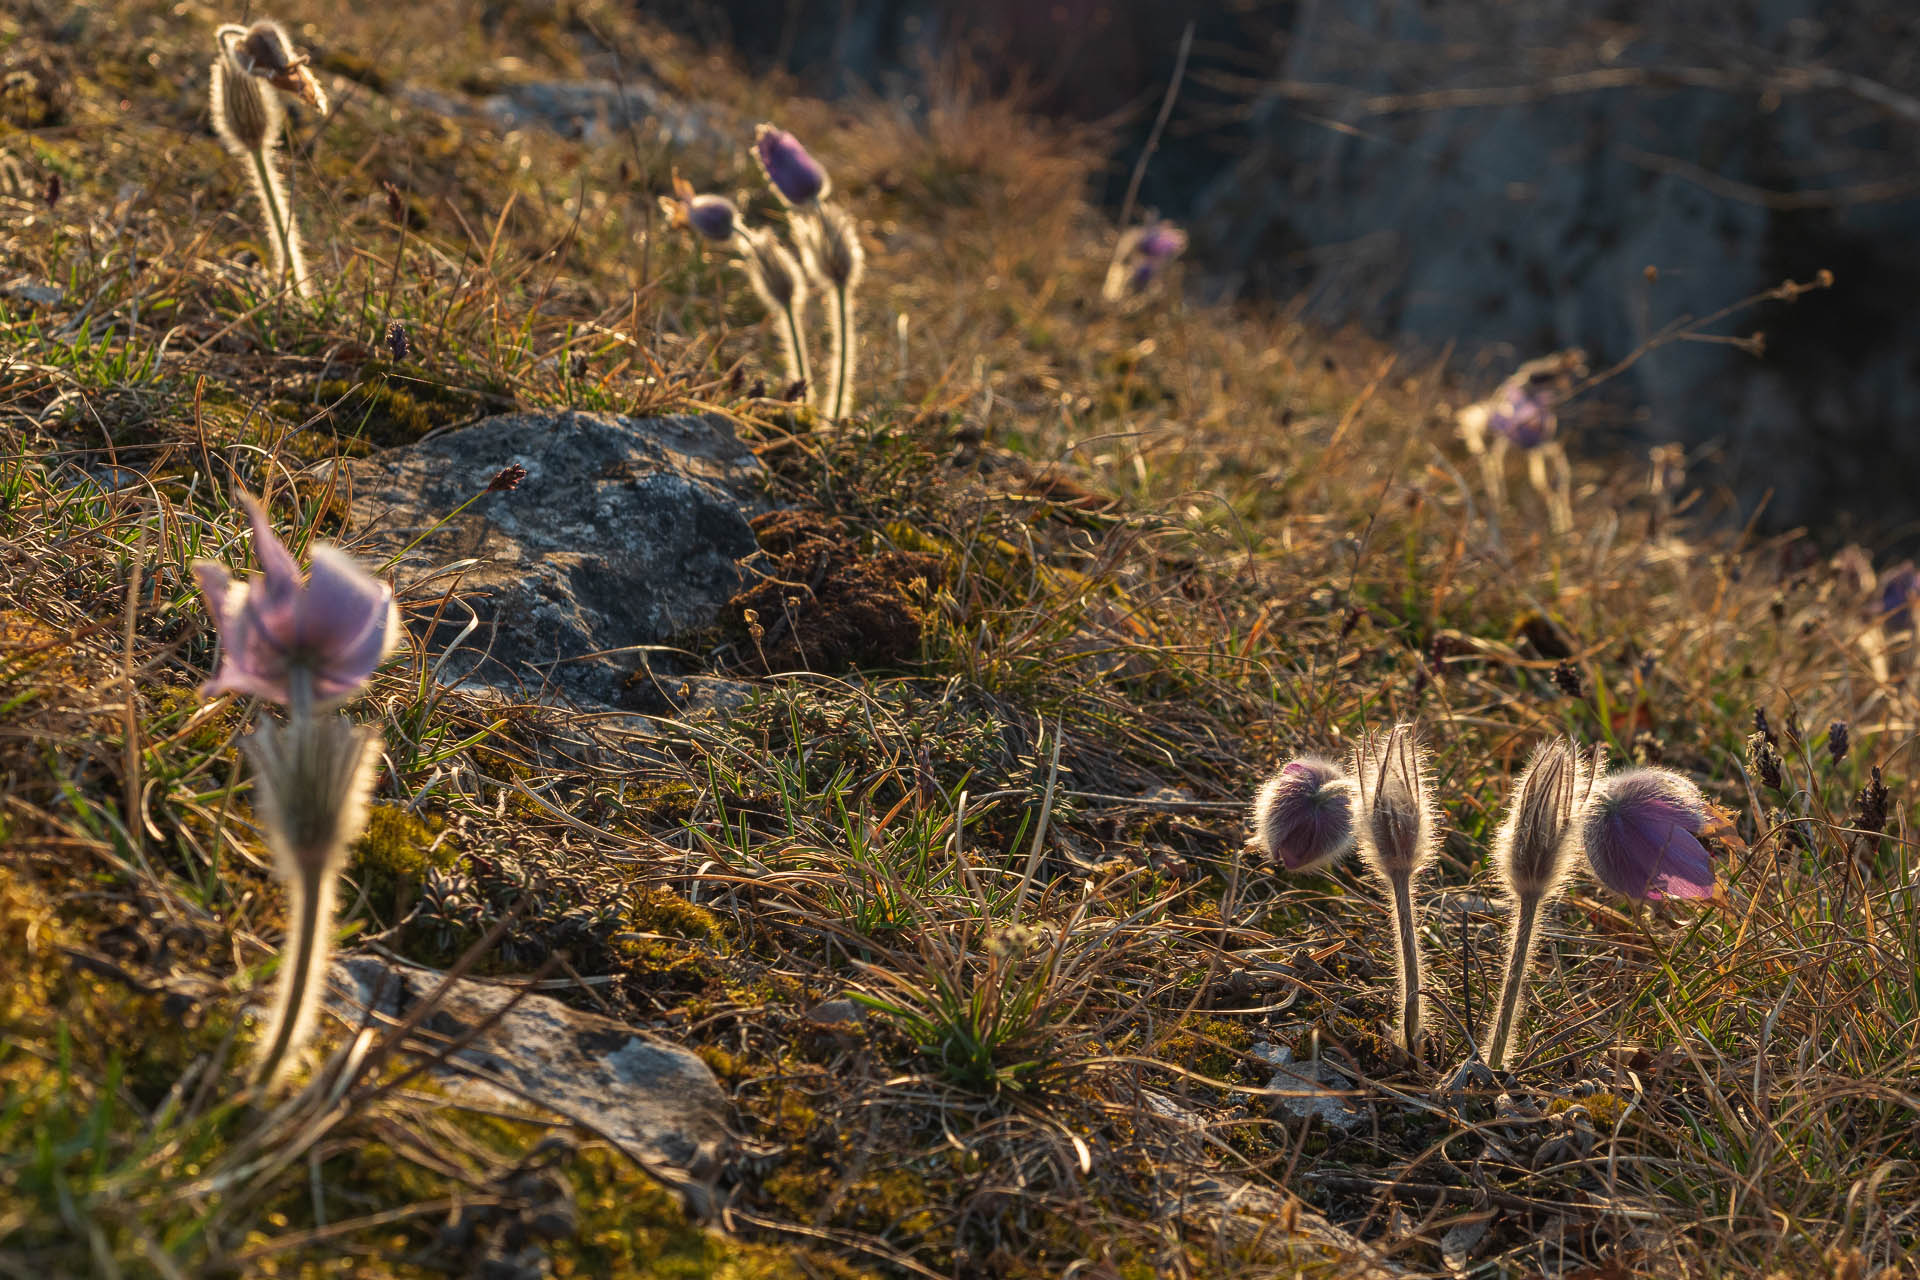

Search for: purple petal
xmin=1585 ymin=768 xmax=1719 ymax=901
xmin=1255 ymin=758 xmax=1354 ymax=872
xmin=687 ymin=194 xmax=738 ymax=243
xmin=297 ymin=545 xmax=398 ymax=699
xmin=1488 ymin=383 xmax=1553 ymax=448
xmin=239 ymin=492 xmax=302 ymax=601
xmin=753 ymin=124 xmax=827 ymax=205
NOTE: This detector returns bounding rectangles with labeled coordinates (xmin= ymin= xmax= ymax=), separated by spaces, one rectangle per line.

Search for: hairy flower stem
xmin=1390 ymin=871 xmax=1423 ymax=1054
xmin=830 ymin=280 xmax=852 ymax=420
xmin=252 ymin=856 xmax=335 ymax=1088
xmin=247 ymin=145 xmax=301 ymax=295
xmin=1484 ymin=892 xmax=1540 ymax=1069
xmin=780 ymin=297 xmax=812 ymax=401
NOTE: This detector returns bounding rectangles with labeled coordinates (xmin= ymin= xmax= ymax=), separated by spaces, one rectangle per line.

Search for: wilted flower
xmin=1250 ymin=757 xmax=1355 ymax=872
xmin=1102 ymin=220 xmax=1187 ymax=301
xmin=659 ymin=171 xmax=739 ymax=245
xmin=753 ymin=124 xmax=828 ymax=205
xmin=487 ymin=462 xmax=528 ymax=493
xmin=1581 ymin=767 xmax=1721 ymax=901
xmin=193 ymin=493 xmax=399 ymax=710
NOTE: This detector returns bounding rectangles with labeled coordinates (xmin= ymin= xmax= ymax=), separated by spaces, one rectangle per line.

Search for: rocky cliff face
xmin=688 ymin=0 xmax=1920 ymax=532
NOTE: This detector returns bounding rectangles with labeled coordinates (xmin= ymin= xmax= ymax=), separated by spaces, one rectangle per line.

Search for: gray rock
xmin=346 ymin=411 xmax=764 ymax=708
xmin=1190 ymin=0 xmax=1920 ymax=529
xmin=328 ymin=953 xmax=734 ymax=1178
xmin=1251 ymin=1040 xmax=1367 ymax=1132
xmin=479 ymin=80 xmax=713 ymax=147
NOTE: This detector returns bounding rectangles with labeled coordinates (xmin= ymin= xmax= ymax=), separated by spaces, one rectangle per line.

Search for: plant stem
xmin=249 ymin=145 xmax=299 ymax=296
xmin=781 ymin=297 xmax=811 ymax=403
xmin=1390 ymin=871 xmax=1423 ymax=1055
xmin=253 ymin=862 xmax=331 ymax=1087
xmin=831 ymin=280 xmax=852 ymax=420
xmin=1485 ymin=893 xmax=1540 ymax=1070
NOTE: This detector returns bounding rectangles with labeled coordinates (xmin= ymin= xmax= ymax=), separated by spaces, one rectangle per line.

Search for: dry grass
xmin=2 ymin=1 xmax=1917 ymax=1277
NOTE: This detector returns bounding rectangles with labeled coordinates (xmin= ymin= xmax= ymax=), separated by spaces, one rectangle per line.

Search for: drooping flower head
xmin=1485 ymin=377 xmax=1556 ymax=449
xmin=1103 ymin=220 xmax=1187 ymax=300
xmin=1458 ymin=349 xmax=1588 ymax=452
xmin=193 ymin=493 xmax=399 ymax=709
xmin=221 ymin=18 xmax=328 ymax=115
xmin=1581 ymin=767 xmax=1721 ymax=901
xmin=753 ymin=124 xmax=828 ymax=206
xmin=1494 ymin=738 xmax=1602 ymax=902
xmin=1250 ymin=757 xmax=1355 ymax=872
xmin=1352 ymin=722 xmax=1438 ymax=883
xmin=659 ymin=170 xmax=739 ymax=245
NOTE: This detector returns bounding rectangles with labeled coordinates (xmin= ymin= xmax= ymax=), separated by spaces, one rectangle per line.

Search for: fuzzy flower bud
xmin=210 ymin=45 xmax=279 ymax=154
xmin=1250 ymin=757 xmax=1355 ymax=872
xmin=1494 ymin=738 xmax=1599 ymax=902
xmin=1354 ymin=723 xmax=1437 ymax=883
xmin=1581 ymin=767 xmax=1721 ymax=901
xmin=753 ymin=123 xmax=829 ymax=205
xmin=192 ymin=493 xmax=400 ymax=709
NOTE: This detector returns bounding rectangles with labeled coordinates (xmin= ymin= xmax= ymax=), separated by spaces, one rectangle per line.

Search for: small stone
xmin=1250 ymin=1041 xmax=1366 ymax=1132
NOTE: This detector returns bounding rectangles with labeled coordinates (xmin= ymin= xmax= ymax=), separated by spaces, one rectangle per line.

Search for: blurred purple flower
xmin=1105 ymin=220 xmax=1187 ymax=298
xmin=753 ymin=124 xmax=828 ymax=205
xmin=1877 ymin=561 xmax=1917 ymax=629
xmin=659 ymin=171 xmax=739 ymax=245
xmin=1250 ymin=757 xmax=1355 ymax=872
xmin=1581 ymin=767 xmax=1719 ymax=901
xmin=1486 ymin=377 xmax=1556 ymax=449
xmin=193 ymin=494 xmax=399 ymax=708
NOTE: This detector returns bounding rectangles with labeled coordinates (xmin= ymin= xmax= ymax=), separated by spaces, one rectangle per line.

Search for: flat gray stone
xmin=1252 ymin=1041 xmax=1368 ymax=1132
xmin=328 ymin=953 xmax=733 ymax=1178
xmin=345 ymin=411 xmax=764 ymax=708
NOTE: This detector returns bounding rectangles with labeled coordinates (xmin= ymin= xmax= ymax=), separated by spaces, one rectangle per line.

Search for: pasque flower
xmin=1102 ymin=220 xmax=1187 ymax=301
xmin=1250 ymin=757 xmax=1355 ymax=872
xmin=1581 ymin=767 xmax=1720 ymax=901
xmin=659 ymin=170 xmax=739 ymax=245
xmin=753 ymin=123 xmax=829 ymax=205
xmin=1353 ymin=723 xmax=1439 ymax=1055
xmin=192 ymin=493 xmax=399 ymax=709
xmin=1483 ymin=738 xmax=1602 ymax=1070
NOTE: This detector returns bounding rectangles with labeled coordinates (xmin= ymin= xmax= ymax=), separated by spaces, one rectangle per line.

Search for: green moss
xmin=1550 ymin=1090 xmax=1630 ymax=1131
xmin=350 ymin=804 xmax=457 ymax=924
xmin=1159 ymin=1015 xmax=1255 ymax=1083
xmin=303 ymin=368 xmax=479 ymax=454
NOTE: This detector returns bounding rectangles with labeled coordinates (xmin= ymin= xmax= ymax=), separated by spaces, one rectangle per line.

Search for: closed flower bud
xmin=1582 ymin=767 xmax=1721 ymax=901
xmin=1494 ymin=738 xmax=1598 ymax=902
xmin=753 ymin=123 xmax=829 ymax=205
xmin=1354 ymin=723 xmax=1437 ymax=883
xmin=1102 ymin=220 xmax=1187 ymax=301
xmin=660 ymin=171 xmax=739 ymax=245
xmin=210 ymin=46 xmax=278 ymax=154
xmin=1250 ymin=757 xmax=1355 ymax=872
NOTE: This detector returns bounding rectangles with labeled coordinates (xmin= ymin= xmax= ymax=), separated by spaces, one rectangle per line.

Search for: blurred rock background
xmin=661 ymin=0 xmax=1920 ymax=538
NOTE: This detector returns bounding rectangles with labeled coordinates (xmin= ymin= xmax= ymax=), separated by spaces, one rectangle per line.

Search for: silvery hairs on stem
xmin=1352 ymin=722 xmax=1439 ymax=1056
xmin=193 ymin=493 xmax=397 ymax=1088
xmin=211 ymin=19 xmax=327 ymax=298
xmin=1483 ymin=737 xmax=1603 ymax=1071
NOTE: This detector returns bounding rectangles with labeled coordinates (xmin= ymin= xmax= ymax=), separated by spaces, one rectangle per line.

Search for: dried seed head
xmin=210 ymin=43 xmax=281 ymax=155
xmin=1352 ymin=722 xmax=1438 ymax=884
xmin=1250 ymin=757 xmax=1355 ymax=873
xmin=385 ymin=319 xmax=410 ymax=361
xmin=1494 ymin=738 xmax=1601 ymax=902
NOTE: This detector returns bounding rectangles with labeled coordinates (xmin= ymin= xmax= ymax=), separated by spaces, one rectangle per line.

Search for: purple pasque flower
xmin=1126 ymin=221 xmax=1187 ymax=291
xmin=1581 ymin=767 xmax=1720 ymax=901
xmin=1485 ymin=376 xmax=1556 ymax=449
xmin=659 ymin=171 xmax=739 ymax=245
xmin=1877 ymin=561 xmax=1918 ymax=629
xmin=753 ymin=123 xmax=829 ymax=206
xmin=193 ymin=493 xmax=399 ymax=709
xmin=1250 ymin=757 xmax=1355 ymax=872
